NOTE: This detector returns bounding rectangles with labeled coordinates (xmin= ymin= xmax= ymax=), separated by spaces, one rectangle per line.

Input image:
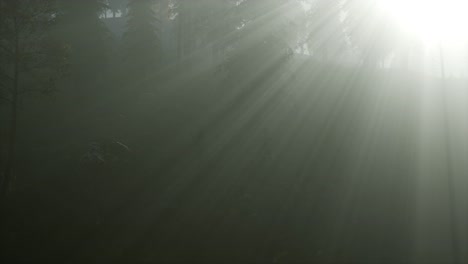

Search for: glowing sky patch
xmin=378 ymin=0 xmax=468 ymax=44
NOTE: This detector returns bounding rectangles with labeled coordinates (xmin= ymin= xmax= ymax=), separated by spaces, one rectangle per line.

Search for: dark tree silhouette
xmin=170 ymin=0 xmax=235 ymax=68
xmin=122 ymin=0 xmax=161 ymax=78
xmin=0 ymin=0 xmax=64 ymax=198
xmin=55 ymin=0 xmax=111 ymax=94
xmin=225 ymin=0 xmax=302 ymax=76
xmin=172 ymin=0 xmax=196 ymax=65
xmin=305 ymin=0 xmax=347 ymax=61
xmin=107 ymin=0 xmax=128 ymax=18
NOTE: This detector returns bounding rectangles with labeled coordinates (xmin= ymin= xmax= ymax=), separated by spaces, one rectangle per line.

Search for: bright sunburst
xmin=378 ymin=0 xmax=468 ymax=44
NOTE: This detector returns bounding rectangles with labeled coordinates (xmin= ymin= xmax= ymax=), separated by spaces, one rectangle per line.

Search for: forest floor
xmin=1 ymin=60 xmax=466 ymax=263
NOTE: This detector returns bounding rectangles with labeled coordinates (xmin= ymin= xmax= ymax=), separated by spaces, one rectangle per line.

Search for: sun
xmin=378 ymin=0 xmax=468 ymax=45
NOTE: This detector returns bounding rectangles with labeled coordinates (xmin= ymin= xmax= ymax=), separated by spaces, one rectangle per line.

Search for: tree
xmin=107 ymin=0 xmax=128 ymax=18
xmin=54 ymin=0 xmax=111 ymax=94
xmin=122 ymin=0 xmax=161 ymax=78
xmin=169 ymin=0 xmax=235 ymax=67
xmin=0 ymin=0 xmax=65 ymax=198
xmin=171 ymin=0 xmax=196 ymax=65
xmin=225 ymin=0 xmax=303 ymax=76
xmin=304 ymin=0 xmax=347 ymax=61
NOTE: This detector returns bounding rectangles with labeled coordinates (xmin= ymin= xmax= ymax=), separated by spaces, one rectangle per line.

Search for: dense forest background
xmin=1 ymin=0 xmax=468 ymax=263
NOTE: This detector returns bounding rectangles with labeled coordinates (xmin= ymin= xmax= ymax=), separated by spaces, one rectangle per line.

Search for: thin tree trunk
xmin=439 ymin=44 xmax=462 ymax=263
xmin=1 ymin=17 xmax=19 ymax=199
xmin=177 ymin=7 xmax=183 ymax=68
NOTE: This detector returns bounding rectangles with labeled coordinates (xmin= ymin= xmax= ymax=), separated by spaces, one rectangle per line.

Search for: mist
xmin=1 ymin=0 xmax=468 ymax=263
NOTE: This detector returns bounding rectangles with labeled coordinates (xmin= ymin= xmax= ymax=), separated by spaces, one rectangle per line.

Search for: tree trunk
xmin=177 ymin=6 xmax=183 ymax=68
xmin=439 ymin=44 xmax=461 ymax=263
xmin=1 ymin=18 xmax=19 ymax=199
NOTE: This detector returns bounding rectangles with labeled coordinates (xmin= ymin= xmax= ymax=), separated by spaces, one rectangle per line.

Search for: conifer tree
xmin=55 ymin=0 xmax=111 ymax=90
xmin=107 ymin=0 xmax=128 ymax=18
xmin=305 ymin=0 xmax=347 ymax=61
xmin=122 ymin=0 xmax=161 ymax=77
xmin=0 ymin=0 xmax=64 ymax=197
xmin=226 ymin=0 xmax=302 ymax=76
xmin=170 ymin=0 xmax=233 ymax=63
